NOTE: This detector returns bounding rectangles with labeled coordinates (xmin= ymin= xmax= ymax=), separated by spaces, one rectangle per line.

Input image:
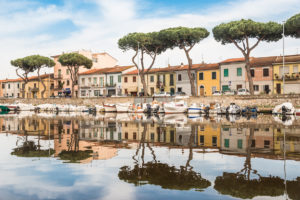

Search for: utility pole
xmin=282 ymin=21 xmax=285 ymax=94
xmin=137 ymin=42 xmax=140 ymax=96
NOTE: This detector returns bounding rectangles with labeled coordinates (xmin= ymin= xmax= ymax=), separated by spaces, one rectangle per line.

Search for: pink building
xmin=52 ymin=50 xmax=118 ymax=97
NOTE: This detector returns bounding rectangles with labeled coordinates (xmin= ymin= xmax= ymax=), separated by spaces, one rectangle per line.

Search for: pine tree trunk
xmin=184 ymin=49 xmax=196 ymax=96
xmin=245 ymin=56 xmax=254 ymax=95
xmin=140 ymin=73 xmax=148 ymax=96
xmin=37 ymin=69 xmax=46 ymax=98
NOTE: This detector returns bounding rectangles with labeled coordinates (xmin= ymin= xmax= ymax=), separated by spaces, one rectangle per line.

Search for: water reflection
xmin=0 ymin=113 xmax=300 ymax=199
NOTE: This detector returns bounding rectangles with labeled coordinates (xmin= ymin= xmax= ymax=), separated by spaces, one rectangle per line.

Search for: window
xmin=34 ymin=83 xmax=36 ymax=88
xmin=224 ymin=139 xmax=230 ymax=148
xmin=110 ymin=76 xmax=114 ymax=86
xmin=118 ymin=75 xmax=121 ymax=83
xmin=212 ymin=137 xmax=217 ymax=146
xmin=199 ymin=72 xmax=204 ymax=80
xmin=81 ymin=90 xmax=86 ymax=96
xmin=67 ymin=80 xmax=70 ymax=86
xmin=8 ymin=84 xmax=10 ymax=89
xmin=250 ymin=69 xmax=255 ymax=77
xmin=236 ymin=84 xmax=242 ymax=90
xmin=237 ymin=139 xmax=243 ymax=149
xmin=212 ymin=86 xmax=217 ymax=93
xmin=94 ymin=90 xmax=100 ymax=96
xmin=133 ymin=76 xmax=136 ymax=82
xmin=200 ymin=135 xmax=204 ymax=145
xmin=150 ymin=75 xmax=154 ymax=82
xmin=88 ymin=77 xmax=91 ymax=83
xmin=222 ymin=85 xmax=229 ymax=92
xmin=93 ymin=77 xmax=97 ymax=85
xmin=81 ymin=78 xmax=85 ymax=85
xmin=17 ymin=83 xmax=19 ymax=89
xmin=133 ymin=132 xmax=137 ymax=140
xmin=251 ymin=140 xmax=256 ymax=147
xmin=264 ymin=140 xmax=270 ymax=148
xmin=170 ymin=74 xmax=174 ymax=86
xmin=224 ymin=69 xmax=229 ymax=77
xmin=178 ymin=74 xmax=182 ymax=81
xmin=178 ymin=87 xmax=182 ymax=92
xmin=263 ymin=68 xmax=269 ymax=77
xmin=66 ymin=69 xmax=70 ymax=75
xmin=150 ymin=87 xmax=154 ymax=95
xmin=237 ymin=67 xmax=242 ymax=76
xmin=100 ymin=77 xmax=104 ymax=86
xmin=2 ymin=84 xmax=4 ymax=89
xmin=212 ymin=71 xmax=216 ymax=80
xmin=200 ymin=126 xmax=205 ymax=131
xmin=124 ymin=77 xmax=128 ymax=83
xmin=58 ymin=69 xmax=61 ymax=76
xmin=293 ymin=65 xmax=299 ymax=73
xmin=253 ymin=85 xmax=259 ymax=91
xmin=93 ymin=58 xmax=98 ymax=62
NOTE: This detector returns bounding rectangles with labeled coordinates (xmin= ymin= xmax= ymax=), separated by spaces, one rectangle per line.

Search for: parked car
xmin=212 ymin=91 xmax=222 ymax=96
xmin=223 ymin=90 xmax=236 ymax=95
xmin=153 ymin=92 xmax=171 ymax=97
xmin=237 ymin=88 xmax=250 ymax=95
xmin=175 ymin=91 xmax=186 ymax=96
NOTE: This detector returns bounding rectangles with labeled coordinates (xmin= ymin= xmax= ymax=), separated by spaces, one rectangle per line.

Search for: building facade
xmin=52 ymin=50 xmax=118 ymax=97
xmin=78 ymin=65 xmax=134 ymax=97
xmin=196 ymin=63 xmax=220 ymax=96
xmin=273 ymin=55 xmax=300 ymax=94
xmin=220 ymin=58 xmax=247 ymax=92
xmin=24 ymin=74 xmax=54 ymax=98
xmin=175 ymin=64 xmax=197 ymax=96
xmin=1 ymin=79 xmax=21 ymax=98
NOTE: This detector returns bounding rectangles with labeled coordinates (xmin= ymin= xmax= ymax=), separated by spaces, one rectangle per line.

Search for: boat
xmin=295 ymin=109 xmax=300 ymax=116
xmin=272 ymin=102 xmax=295 ymax=115
xmin=226 ymin=103 xmax=241 ymax=115
xmin=164 ymin=100 xmax=188 ymax=114
xmin=103 ymin=103 xmax=117 ymax=112
xmin=188 ymin=103 xmax=205 ymax=114
xmin=116 ymin=103 xmax=131 ymax=113
xmin=241 ymin=106 xmax=258 ymax=114
xmin=208 ymin=103 xmax=223 ymax=114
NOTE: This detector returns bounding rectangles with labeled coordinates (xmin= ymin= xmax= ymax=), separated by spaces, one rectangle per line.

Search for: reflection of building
xmin=274 ymin=128 xmax=300 ymax=159
xmin=198 ymin=124 xmax=220 ymax=148
xmin=220 ymin=126 xmax=248 ymax=154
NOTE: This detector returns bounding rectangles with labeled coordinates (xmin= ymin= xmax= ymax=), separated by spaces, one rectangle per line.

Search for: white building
xmin=1 ymin=78 xmax=21 ymax=98
xmin=79 ymin=65 xmax=134 ymax=97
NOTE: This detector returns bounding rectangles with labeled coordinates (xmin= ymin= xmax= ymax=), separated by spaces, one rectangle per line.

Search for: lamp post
xmin=282 ymin=21 xmax=285 ymax=94
xmin=137 ymin=42 xmax=140 ymax=97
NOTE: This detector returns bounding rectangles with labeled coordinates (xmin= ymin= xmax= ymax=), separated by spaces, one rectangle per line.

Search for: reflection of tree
xmin=287 ymin=177 xmax=300 ymax=200
xmin=214 ymin=128 xmax=285 ymax=199
xmin=58 ymin=119 xmax=92 ymax=163
xmin=119 ymin=124 xmax=211 ymax=191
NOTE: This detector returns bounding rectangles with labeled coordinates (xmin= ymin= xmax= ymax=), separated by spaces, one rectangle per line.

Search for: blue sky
xmin=0 ymin=0 xmax=300 ymax=78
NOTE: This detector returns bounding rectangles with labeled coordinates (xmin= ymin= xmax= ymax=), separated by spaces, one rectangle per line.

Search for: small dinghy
xmin=164 ymin=100 xmax=188 ymax=114
xmin=103 ymin=103 xmax=117 ymax=112
xmin=242 ymin=106 xmax=258 ymax=114
xmin=226 ymin=103 xmax=241 ymax=115
xmin=188 ymin=103 xmax=204 ymax=114
xmin=272 ymin=102 xmax=295 ymax=115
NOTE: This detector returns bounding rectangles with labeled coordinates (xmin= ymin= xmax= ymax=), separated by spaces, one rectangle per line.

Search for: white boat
xmin=116 ymin=103 xmax=131 ymax=113
xmin=296 ymin=109 xmax=300 ymax=116
xmin=103 ymin=103 xmax=117 ymax=112
xmin=132 ymin=103 xmax=147 ymax=113
xmin=209 ymin=103 xmax=223 ymax=114
xmin=273 ymin=102 xmax=295 ymax=115
xmin=164 ymin=100 xmax=188 ymax=114
xmin=226 ymin=103 xmax=241 ymax=114
xmin=188 ymin=103 xmax=205 ymax=114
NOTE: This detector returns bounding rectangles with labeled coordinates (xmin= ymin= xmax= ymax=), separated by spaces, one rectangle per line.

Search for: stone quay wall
xmin=0 ymin=94 xmax=299 ymax=109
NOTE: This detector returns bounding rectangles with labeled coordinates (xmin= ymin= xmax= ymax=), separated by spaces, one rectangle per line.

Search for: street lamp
xmin=282 ymin=21 xmax=285 ymax=94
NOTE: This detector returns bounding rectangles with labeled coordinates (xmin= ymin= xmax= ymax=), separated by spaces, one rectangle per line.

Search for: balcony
xmin=54 ymin=75 xmax=63 ymax=80
xmin=156 ymin=81 xmax=165 ymax=89
xmin=275 ymin=73 xmax=300 ymax=81
xmin=106 ymin=83 xmax=116 ymax=87
xmin=29 ymin=87 xmax=39 ymax=92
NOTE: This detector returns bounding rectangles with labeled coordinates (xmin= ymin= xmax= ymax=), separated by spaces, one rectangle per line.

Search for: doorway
xmin=276 ymin=83 xmax=281 ymax=94
xmin=200 ymin=85 xmax=205 ymax=96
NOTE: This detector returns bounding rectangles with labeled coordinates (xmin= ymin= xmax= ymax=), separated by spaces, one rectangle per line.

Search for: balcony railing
xmin=29 ymin=87 xmax=39 ymax=92
xmin=275 ymin=73 xmax=300 ymax=81
xmin=54 ymin=75 xmax=63 ymax=80
xmin=106 ymin=83 xmax=116 ymax=87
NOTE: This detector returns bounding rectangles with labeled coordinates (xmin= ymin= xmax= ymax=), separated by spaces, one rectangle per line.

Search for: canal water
xmin=0 ymin=112 xmax=299 ymax=200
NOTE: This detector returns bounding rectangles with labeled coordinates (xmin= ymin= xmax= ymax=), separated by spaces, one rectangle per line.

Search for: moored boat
xmin=164 ymin=100 xmax=188 ymax=114
xmin=116 ymin=103 xmax=131 ymax=113
xmin=272 ymin=102 xmax=295 ymax=115
xmin=188 ymin=103 xmax=204 ymax=114
xmin=103 ymin=103 xmax=117 ymax=112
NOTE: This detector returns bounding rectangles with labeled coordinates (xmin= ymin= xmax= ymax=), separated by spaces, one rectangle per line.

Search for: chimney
xmin=181 ymin=62 xmax=184 ymax=67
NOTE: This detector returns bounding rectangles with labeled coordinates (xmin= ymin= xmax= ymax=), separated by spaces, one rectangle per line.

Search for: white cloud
xmin=1 ymin=0 xmax=300 ymax=79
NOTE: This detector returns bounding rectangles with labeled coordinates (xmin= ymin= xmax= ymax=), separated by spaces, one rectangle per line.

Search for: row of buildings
xmin=1 ymin=50 xmax=300 ymax=98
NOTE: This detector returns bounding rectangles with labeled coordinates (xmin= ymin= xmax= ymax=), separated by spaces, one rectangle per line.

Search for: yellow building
xmin=197 ymin=124 xmax=220 ymax=148
xmin=155 ymin=67 xmax=176 ymax=95
xmin=196 ymin=63 xmax=220 ymax=96
xmin=24 ymin=74 xmax=54 ymax=98
xmin=273 ymin=55 xmax=300 ymax=94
